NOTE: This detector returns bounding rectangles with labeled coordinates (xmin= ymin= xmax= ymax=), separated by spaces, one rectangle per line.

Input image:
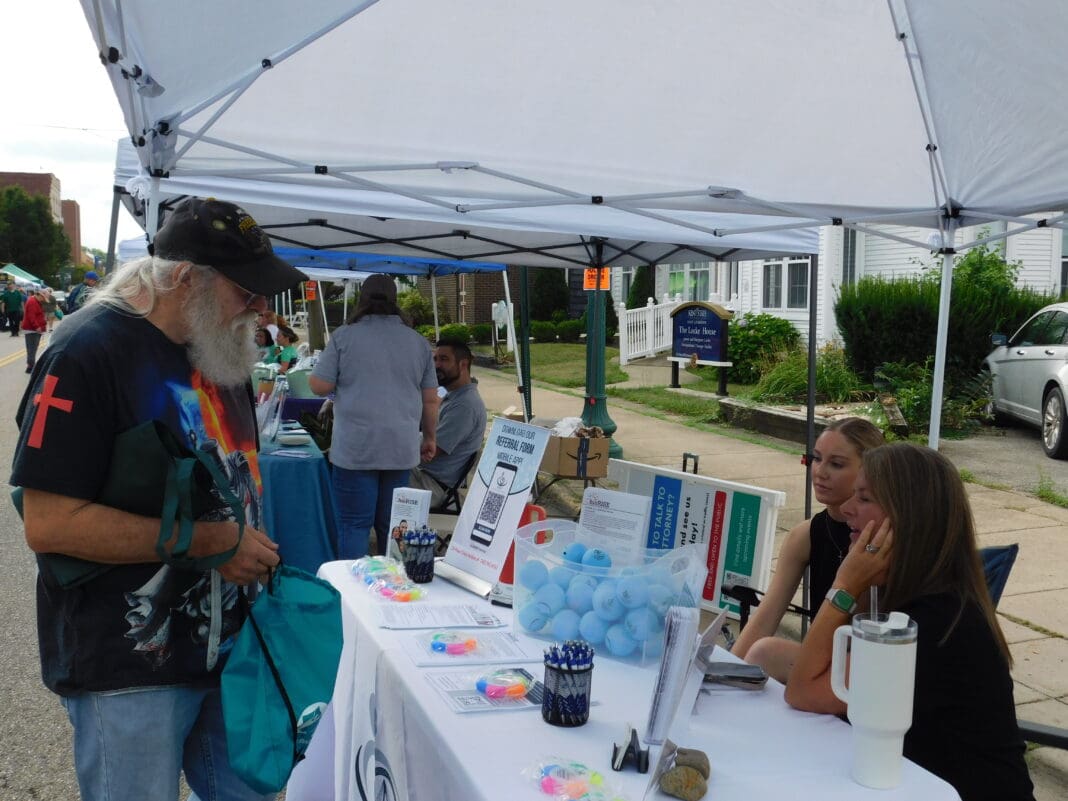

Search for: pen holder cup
xmin=513 ymin=519 xmax=707 ymax=665
xmin=402 ymin=545 xmax=436 ymax=583
xmin=541 ymin=664 xmax=592 ymax=727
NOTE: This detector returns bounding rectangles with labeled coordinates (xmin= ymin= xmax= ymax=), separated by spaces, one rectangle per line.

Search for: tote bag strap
xmin=239 ymin=579 xmax=303 ymax=768
xmin=156 ymin=447 xmax=247 ymax=572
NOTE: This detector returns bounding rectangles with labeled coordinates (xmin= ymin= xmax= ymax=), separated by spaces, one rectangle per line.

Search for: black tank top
xmin=807 ymin=509 xmax=852 ymax=618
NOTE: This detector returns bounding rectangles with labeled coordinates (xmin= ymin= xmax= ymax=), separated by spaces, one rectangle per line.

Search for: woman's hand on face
xmin=836 ymin=518 xmax=892 ymax=596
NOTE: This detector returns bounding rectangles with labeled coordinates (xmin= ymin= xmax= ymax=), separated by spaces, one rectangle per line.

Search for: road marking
xmin=0 ymin=349 xmax=28 ymax=368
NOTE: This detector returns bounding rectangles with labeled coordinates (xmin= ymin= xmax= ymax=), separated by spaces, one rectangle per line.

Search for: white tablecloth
xmin=288 ymin=561 xmax=960 ymax=801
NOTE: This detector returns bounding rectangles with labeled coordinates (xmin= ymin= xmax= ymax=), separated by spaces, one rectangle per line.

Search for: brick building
xmin=413 ymin=269 xmax=525 ymax=325
xmin=0 ymin=172 xmax=62 ymax=222
xmin=62 ymin=200 xmax=87 ymax=266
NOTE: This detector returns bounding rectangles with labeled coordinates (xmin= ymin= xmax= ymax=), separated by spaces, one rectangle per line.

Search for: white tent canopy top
xmin=88 ymin=0 xmax=1068 ymax=246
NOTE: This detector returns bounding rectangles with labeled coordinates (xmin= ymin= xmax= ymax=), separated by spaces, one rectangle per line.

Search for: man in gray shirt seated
xmin=410 ymin=339 xmax=487 ymax=507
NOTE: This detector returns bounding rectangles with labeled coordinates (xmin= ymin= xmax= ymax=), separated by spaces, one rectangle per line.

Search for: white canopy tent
xmin=83 ymin=0 xmax=1068 ymax=447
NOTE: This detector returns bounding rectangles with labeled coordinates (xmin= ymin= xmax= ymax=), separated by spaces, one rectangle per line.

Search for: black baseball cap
xmin=150 ymin=198 xmax=307 ymax=296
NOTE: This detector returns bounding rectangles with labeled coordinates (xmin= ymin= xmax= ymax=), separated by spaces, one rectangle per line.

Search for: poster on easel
xmin=441 ymin=419 xmax=550 ymax=593
xmin=607 ymin=459 xmax=784 ymax=614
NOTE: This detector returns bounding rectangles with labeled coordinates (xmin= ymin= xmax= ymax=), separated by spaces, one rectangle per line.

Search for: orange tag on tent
xmin=305 ymin=281 xmax=317 ymax=301
xmin=583 ymin=267 xmax=610 ymax=290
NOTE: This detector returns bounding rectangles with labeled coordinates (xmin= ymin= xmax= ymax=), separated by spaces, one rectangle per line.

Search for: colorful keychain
xmin=475 ymin=669 xmax=532 ymax=699
xmin=430 ymin=631 xmax=478 ymax=655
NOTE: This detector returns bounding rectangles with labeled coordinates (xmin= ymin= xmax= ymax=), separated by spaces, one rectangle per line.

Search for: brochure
xmin=375 ymin=603 xmax=506 ymax=630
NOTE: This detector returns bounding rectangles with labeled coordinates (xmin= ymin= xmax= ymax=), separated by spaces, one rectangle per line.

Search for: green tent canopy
xmin=0 ymin=263 xmax=46 ymax=287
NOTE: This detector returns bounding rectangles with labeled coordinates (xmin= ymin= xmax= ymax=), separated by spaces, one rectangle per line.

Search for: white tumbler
xmin=831 ymin=611 xmax=918 ymax=789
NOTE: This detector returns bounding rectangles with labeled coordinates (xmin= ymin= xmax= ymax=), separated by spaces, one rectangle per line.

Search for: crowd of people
xmin=2 ymin=271 xmax=101 ymax=373
xmin=7 ymin=194 xmax=1034 ymax=801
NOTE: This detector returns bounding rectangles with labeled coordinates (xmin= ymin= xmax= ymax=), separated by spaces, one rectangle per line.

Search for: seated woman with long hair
xmin=733 ymin=417 xmax=884 ymax=681
xmin=785 ymin=443 xmax=1033 ymax=801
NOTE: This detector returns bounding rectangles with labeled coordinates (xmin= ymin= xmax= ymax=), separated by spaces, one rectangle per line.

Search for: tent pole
xmin=928 ymin=221 xmax=958 ymax=449
xmin=508 ymin=270 xmax=531 ymax=422
xmin=342 ymin=280 xmax=349 ymax=322
xmin=317 ymin=282 xmax=331 ymax=344
xmin=145 ymin=177 xmax=162 ymax=242
xmin=581 ymin=243 xmax=622 ymax=458
xmin=431 ymin=275 xmax=441 ymax=339
xmin=104 ymin=187 xmax=121 ymax=275
xmin=801 ymin=252 xmax=819 ymax=637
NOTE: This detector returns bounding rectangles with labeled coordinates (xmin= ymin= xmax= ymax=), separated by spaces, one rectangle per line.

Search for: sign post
xmin=669 ymin=302 xmax=733 ymax=395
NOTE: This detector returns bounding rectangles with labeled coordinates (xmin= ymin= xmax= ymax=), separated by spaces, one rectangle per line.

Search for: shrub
xmin=397 ymin=287 xmax=450 ymax=328
xmin=531 ymin=320 xmax=558 ymax=343
xmin=470 ymin=323 xmax=493 ymax=344
xmin=577 ymin=294 xmax=619 ymax=342
xmin=550 ymin=309 xmax=569 ymax=324
xmin=727 ymin=313 xmax=802 ymax=384
xmin=438 ymin=323 xmax=472 ymax=343
xmin=753 ymin=345 xmax=872 ymax=403
xmin=556 ymin=319 xmax=584 ymax=342
xmin=626 ymin=265 xmax=655 ymax=309
xmin=875 ymin=359 xmax=988 ymax=434
xmin=530 ymin=268 xmax=571 ymax=320
xmin=415 ymin=324 xmax=436 ymax=340
xmin=836 ymin=244 xmax=1052 ymax=384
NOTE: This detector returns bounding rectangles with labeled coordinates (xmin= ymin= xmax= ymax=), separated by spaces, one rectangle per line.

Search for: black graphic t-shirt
xmin=11 ymin=304 xmax=263 ymax=695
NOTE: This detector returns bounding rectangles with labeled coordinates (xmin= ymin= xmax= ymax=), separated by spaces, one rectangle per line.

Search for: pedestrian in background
xmin=2 ymin=280 xmax=24 ymax=336
xmin=309 ymin=274 xmax=439 ymax=558
xmin=65 ymin=270 xmax=99 ymax=314
xmin=21 ymin=288 xmax=47 ymax=372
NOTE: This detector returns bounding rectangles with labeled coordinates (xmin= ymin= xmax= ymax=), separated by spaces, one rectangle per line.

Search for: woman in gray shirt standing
xmin=310 ymin=275 xmax=439 ymax=558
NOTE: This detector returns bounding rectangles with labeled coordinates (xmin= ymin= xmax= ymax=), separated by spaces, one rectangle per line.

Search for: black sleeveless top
xmin=806 ymin=509 xmax=852 ymax=618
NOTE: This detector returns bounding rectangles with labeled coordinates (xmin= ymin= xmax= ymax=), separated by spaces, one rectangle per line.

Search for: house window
xmin=620 ymin=267 xmax=634 ymax=305
xmin=843 ymin=228 xmax=857 ymax=286
xmin=763 ymin=256 xmax=810 ymax=310
xmin=668 ymin=262 xmax=713 ymax=301
xmin=763 ymin=262 xmax=782 ymax=308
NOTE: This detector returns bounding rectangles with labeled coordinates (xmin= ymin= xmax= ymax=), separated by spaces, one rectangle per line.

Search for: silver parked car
xmin=984 ymin=302 xmax=1068 ymax=458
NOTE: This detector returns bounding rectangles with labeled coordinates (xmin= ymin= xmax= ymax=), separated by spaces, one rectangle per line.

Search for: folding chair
xmin=429 ymin=450 xmax=480 ymax=515
xmin=283 ymin=367 xmax=318 ymax=399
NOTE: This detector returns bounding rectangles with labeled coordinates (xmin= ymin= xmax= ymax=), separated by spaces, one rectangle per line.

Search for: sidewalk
xmin=473 ymin=367 xmax=1068 ymax=798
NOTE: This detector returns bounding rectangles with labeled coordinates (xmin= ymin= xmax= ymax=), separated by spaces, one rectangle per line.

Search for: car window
xmin=1010 ymin=311 xmax=1054 ymax=347
xmin=1043 ymin=311 xmax=1068 ymax=345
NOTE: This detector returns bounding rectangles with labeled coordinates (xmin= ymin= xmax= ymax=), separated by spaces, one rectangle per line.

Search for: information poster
xmin=578 ymin=487 xmax=652 ymax=562
xmin=444 ymin=418 xmax=550 ymax=585
xmin=670 ymin=302 xmax=729 ymax=363
xmin=607 ymin=459 xmax=784 ymax=613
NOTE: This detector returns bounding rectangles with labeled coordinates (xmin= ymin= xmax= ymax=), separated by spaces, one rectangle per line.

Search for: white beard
xmin=184 ymin=286 xmax=259 ymax=387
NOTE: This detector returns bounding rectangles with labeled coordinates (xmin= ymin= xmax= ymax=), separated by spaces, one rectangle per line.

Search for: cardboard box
xmin=540 ymin=435 xmax=610 ymax=478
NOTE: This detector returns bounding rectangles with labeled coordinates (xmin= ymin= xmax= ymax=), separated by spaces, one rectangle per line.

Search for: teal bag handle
xmin=156 ymin=446 xmax=247 ymax=572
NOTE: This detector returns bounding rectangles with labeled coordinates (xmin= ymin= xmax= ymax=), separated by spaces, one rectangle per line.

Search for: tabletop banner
xmin=607 ymin=459 xmax=784 ymax=613
xmin=444 ymin=418 xmax=550 ymax=585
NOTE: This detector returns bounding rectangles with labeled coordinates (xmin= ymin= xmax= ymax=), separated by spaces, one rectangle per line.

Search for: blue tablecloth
xmin=259 ymin=437 xmax=338 ymax=574
xmin=280 ymin=397 xmax=324 ymax=423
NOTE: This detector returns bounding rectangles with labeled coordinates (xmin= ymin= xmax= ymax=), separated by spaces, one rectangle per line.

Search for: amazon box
xmin=540 ymin=435 xmax=609 ymax=478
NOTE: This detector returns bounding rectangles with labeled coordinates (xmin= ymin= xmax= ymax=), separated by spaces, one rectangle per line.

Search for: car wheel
xmin=1042 ymin=388 xmax=1068 ymax=458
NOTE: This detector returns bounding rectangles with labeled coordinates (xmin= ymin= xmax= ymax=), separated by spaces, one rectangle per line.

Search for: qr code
xmin=723 ymin=571 xmax=748 ymax=587
xmin=478 ymin=491 xmax=506 ymax=524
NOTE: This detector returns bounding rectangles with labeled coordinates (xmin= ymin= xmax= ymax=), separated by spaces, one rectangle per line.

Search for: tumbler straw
xmin=870 ymin=585 xmax=879 ymax=620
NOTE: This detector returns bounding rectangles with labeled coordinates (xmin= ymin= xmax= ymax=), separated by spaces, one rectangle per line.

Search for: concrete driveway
xmin=941 ymin=423 xmax=1068 ymax=498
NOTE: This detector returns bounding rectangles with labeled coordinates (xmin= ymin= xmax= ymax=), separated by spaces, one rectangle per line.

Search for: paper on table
xmin=400 ymin=630 xmax=544 ymax=667
xmin=643 ymin=606 xmax=702 ymax=746
xmin=376 ymin=603 xmax=506 ymax=630
xmin=268 ymin=449 xmax=314 ymax=459
xmin=425 ymin=666 xmax=544 ymax=714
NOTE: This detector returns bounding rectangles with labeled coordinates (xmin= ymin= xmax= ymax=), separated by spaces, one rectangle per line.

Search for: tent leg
xmin=801 ymin=252 xmax=819 ymax=637
xmin=431 ymin=276 xmax=440 ymax=340
xmin=581 ymin=245 xmax=622 ymax=458
xmin=510 ymin=269 xmax=532 ymax=422
xmin=928 ymin=222 xmax=958 ymax=449
xmin=145 ymin=178 xmax=162 ymax=242
xmin=318 ymin=283 xmax=331 ymax=343
xmin=104 ymin=187 xmax=121 ymax=275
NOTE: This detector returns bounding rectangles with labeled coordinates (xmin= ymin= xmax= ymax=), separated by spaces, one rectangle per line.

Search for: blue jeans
xmin=61 ymin=685 xmax=273 ymax=801
xmin=331 ymin=466 xmax=409 ymax=558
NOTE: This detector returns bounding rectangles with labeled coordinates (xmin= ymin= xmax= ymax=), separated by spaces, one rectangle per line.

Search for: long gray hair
xmin=88 ymin=255 xmax=209 ymax=316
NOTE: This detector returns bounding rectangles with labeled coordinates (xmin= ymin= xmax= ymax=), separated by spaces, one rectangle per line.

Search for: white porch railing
xmin=617 ymin=294 xmax=684 ymax=365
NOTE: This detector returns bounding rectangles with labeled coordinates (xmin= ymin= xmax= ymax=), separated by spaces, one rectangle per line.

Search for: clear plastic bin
xmin=512 ymin=519 xmax=707 ymax=664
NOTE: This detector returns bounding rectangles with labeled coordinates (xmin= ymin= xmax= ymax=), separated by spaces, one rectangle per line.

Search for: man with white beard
xmin=10 ymin=198 xmax=307 ymax=801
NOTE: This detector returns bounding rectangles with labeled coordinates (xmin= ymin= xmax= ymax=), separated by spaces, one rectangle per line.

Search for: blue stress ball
xmin=518 ymin=559 xmax=549 ymax=591
xmin=624 ymin=608 xmax=659 ymax=641
xmin=549 ymin=565 xmax=576 ymax=591
xmin=647 ymin=584 xmax=676 ymax=618
xmin=517 ymin=601 xmax=550 ymax=632
xmin=591 ymin=579 xmax=624 ymax=621
xmin=533 ymin=582 xmax=566 ymax=616
xmin=561 ymin=541 xmax=588 ymax=564
xmin=550 ymin=609 xmax=582 ymax=641
xmin=579 ymin=611 xmax=608 ymax=644
xmin=615 ymin=575 xmax=651 ymax=609
xmin=604 ymin=624 xmax=638 ymax=658
xmin=565 ymin=577 xmax=597 ymax=615
xmin=581 ymin=548 xmax=613 ymax=571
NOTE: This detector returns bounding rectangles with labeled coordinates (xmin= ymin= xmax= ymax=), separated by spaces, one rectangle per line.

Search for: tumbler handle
xmin=830 ymin=624 xmax=852 ymax=703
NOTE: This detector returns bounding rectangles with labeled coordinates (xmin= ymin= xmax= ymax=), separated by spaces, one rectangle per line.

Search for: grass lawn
xmin=476 ymin=342 xmax=629 ymax=388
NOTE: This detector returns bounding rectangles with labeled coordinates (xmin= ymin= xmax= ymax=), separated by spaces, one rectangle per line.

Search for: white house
xmin=611 ymin=217 xmax=1067 ymax=345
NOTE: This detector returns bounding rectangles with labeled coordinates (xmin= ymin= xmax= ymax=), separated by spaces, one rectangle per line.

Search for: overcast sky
xmin=1 ymin=2 xmax=145 ymax=252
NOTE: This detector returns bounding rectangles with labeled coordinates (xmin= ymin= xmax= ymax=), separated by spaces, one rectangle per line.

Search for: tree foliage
xmin=0 ymin=186 xmax=71 ymax=286
xmin=529 ymin=267 xmax=571 ymax=320
xmin=626 ymin=264 xmax=656 ymax=309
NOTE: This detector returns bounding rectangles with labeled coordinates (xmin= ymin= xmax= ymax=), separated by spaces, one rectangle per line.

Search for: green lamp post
xmin=581 ymin=241 xmax=623 ymax=458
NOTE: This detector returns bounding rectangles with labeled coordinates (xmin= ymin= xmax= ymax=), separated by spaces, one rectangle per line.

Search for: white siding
xmin=1005 ymin=217 xmax=1059 ymax=292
